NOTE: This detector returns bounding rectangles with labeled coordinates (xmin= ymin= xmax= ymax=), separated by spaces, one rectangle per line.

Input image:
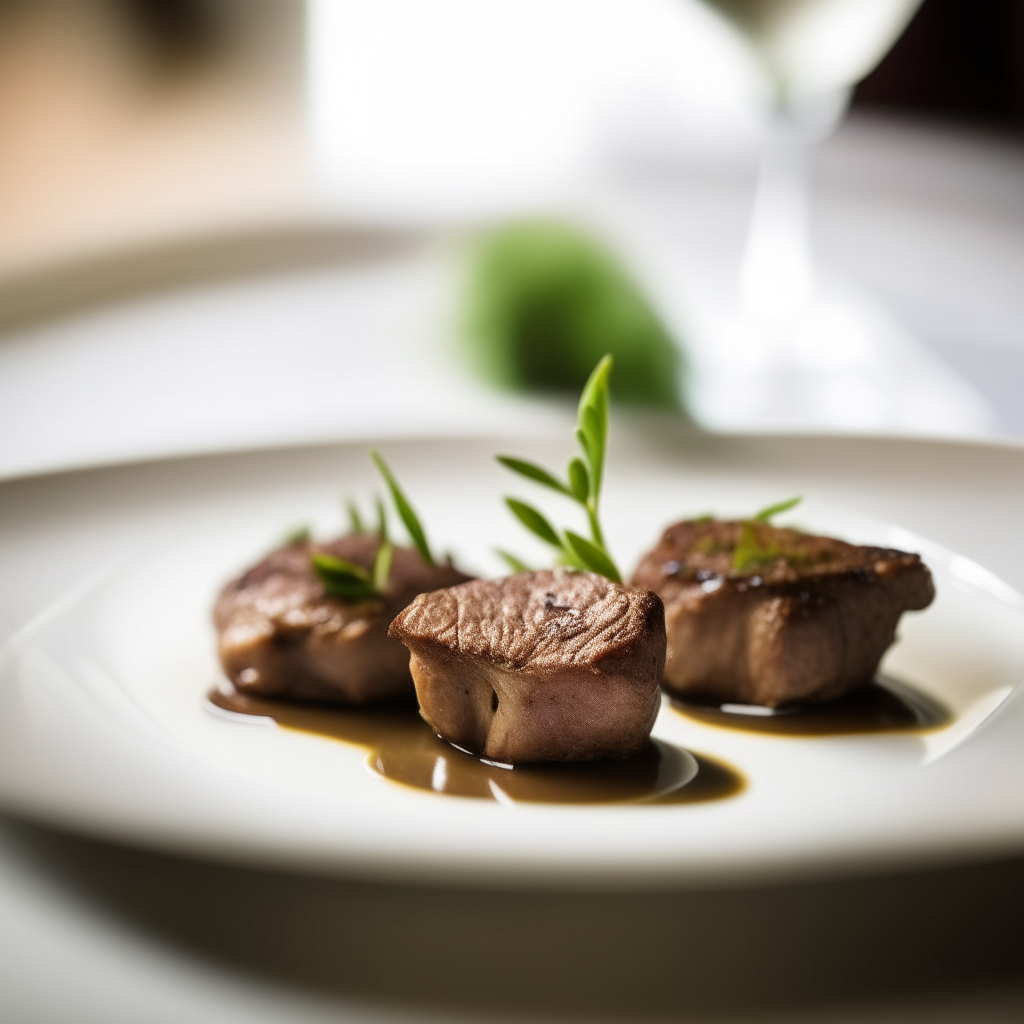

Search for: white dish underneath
xmin=1 ymin=426 xmax=1023 ymax=886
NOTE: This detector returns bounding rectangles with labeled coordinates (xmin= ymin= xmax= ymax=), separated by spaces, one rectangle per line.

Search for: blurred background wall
xmin=4 ymin=0 xmax=1024 ymax=472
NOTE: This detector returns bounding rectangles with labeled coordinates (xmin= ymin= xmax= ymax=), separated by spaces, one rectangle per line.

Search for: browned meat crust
xmin=631 ymin=520 xmax=935 ymax=708
xmin=388 ymin=569 xmax=666 ymax=764
xmin=214 ymin=534 xmax=471 ymax=704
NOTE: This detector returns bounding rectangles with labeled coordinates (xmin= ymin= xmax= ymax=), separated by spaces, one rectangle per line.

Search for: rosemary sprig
xmin=314 ymin=450 xmax=431 ymax=601
xmin=733 ymin=496 xmax=802 ymax=571
xmin=370 ymin=448 xmax=435 ymax=566
xmin=497 ymin=354 xmax=622 ymax=582
xmin=313 ymin=492 xmax=394 ymax=601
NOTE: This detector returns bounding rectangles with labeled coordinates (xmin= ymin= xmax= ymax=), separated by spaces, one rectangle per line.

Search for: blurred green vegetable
xmin=463 ymin=220 xmax=684 ymax=409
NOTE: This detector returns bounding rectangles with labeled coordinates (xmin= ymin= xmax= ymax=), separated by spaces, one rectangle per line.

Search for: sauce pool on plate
xmin=671 ymin=676 xmax=950 ymax=736
xmin=206 ymin=687 xmax=744 ymax=805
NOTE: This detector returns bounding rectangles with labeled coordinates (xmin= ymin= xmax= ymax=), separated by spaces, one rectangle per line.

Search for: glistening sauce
xmin=206 ymin=687 xmax=744 ymax=805
xmin=671 ymin=676 xmax=950 ymax=736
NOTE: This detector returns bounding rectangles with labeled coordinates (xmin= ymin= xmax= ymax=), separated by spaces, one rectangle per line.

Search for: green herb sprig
xmin=282 ymin=524 xmax=311 ymax=545
xmin=733 ymin=496 xmax=802 ymax=572
xmin=346 ymin=499 xmax=366 ymax=535
xmin=496 ymin=355 xmax=622 ymax=582
xmin=312 ymin=449 xmax=433 ymax=601
xmin=312 ymin=496 xmax=393 ymax=600
xmin=370 ymin=448 xmax=435 ymax=566
xmin=752 ymin=496 xmax=801 ymax=522
xmin=494 ymin=549 xmax=532 ymax=574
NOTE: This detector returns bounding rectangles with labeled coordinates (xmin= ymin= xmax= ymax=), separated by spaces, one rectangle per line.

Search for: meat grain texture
xmin=389 ymin=569 xmax=666 ymax=764
xmin=215 ymin=535 xmax=470 ymax=704
xmin=632 ymin=520 xmax=935 ymax=708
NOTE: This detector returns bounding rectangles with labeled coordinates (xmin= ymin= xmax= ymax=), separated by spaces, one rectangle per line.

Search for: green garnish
xmin=314 ymin=453 xmax=432 ymax=601
xmin=497 ymin=354 xmax=622 ymax=582
xmin=495 ymin=549 xmax=533 ymax=574
xmin=313 ymin=490 xmax=394 ymax=600
xmin=282 ymin=524 xmax=311 ymax=545
xmin=733 ymin=523 xmax=780 ymax=572
xmin=752 ymin=496 xmax=802 ymax=522
xmin=505 ymin=498 xmax=561 ymax=547
xmin=695 ymin=535 xmax=724 ymax=555
xmin=371 ymin=497 xmax=393 ymax=592
xmin=563 ymin=530 xmax=620 ymax=581
xmin=370 ymin=448 xmax=435 ymax=566
xmin=732 ymin=497 xmax=802 ymax=571
xmin=346 ymin=500 xmax=365 ymax=535
xmin=311 ymin=553 xmax=382 ymax=601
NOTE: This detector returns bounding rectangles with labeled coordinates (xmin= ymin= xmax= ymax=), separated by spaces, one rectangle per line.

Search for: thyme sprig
xmin=497 ymin=355 xmax=622 ymax=582
xmin=733 ymin=496 xmax=802 ymax=572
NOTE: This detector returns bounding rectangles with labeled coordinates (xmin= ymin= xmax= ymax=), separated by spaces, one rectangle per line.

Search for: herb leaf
xmin=495 ymin=456 xmax=571 ymax=497
xmin=753 ymin=496 xmax=802 ymax=522
xmin=496 ymin=354 xmax=621 ymax=582
xmin=579 ymin=405 xmax=604 ymax=496
xmin=283 ymin=524 xmax=311 ymax=545
xmin=563 ymin=530 xmax=622 ymax=583
xmin=567 ymin=458 xmax=590 ymax=503
xmin=733 ymin=521 xmax=782 ymax=572
xmin=505 ymin=498 xmax=562 ymax=548
xmin=346 ymin=501 xmax=365 ymax=535
xmin=578 ymin=355 xmax=611 ymax=496
xmin=575 ymin=427 xmax=593 ymax=468
xmin=311 ymin=552 xmax=379 ymax=600
xmin=495 ymin=548 xmax=532 ymax=574
xmin=371 ymin=448 xmax=434 ymax=566
xmin=578 ymin=354 xmax=612 ymax=432
xmin=731 ymin=496 xmax=801 ymax=570
xmin=372 ymin=538 xmax=393 ymax=592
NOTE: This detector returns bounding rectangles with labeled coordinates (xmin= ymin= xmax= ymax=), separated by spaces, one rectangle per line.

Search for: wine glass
xmin=685 ymin=0 xmax=987 ymax=435
xmin=713 ymin=0 xmax=921 ymax=313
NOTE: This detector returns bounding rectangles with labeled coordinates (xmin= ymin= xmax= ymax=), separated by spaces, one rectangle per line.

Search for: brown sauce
xmin=671 ymin=676 xmax=951 ymax=736
xmin=206 ymin=687 xmax=744 ymax=805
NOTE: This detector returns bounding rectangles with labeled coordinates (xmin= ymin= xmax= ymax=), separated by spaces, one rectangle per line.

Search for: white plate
xmin=1 ymin=426 xmax=1024 ymax=886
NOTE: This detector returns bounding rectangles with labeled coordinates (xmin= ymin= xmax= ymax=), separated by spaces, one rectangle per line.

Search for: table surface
xmin=0 ymin=812 xmax=1022 ymax=1024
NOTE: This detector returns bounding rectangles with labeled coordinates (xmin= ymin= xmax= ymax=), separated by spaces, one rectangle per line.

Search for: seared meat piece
xmin=214 ymin=534 xmax=471 ymax=704
xmin=388 ymin=570 xmax=666 ymax=764
xmin=631 ymin=520 xmax=934 ymax=708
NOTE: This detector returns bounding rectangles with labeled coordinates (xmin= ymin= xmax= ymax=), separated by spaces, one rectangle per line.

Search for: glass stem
xmin=739 ymin=88 xmax=850 ymax=325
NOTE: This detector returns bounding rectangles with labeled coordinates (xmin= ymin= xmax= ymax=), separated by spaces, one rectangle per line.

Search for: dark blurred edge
xmin=0 ymin=225 xmax=427 ymax=337
xmin=855 ymin=0 xmax=1024 ymax=133
xmin=4 ymin=812 xmax=1022 ymax=1021
xmin=114 ymin=0 xmax=226 ymax=70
